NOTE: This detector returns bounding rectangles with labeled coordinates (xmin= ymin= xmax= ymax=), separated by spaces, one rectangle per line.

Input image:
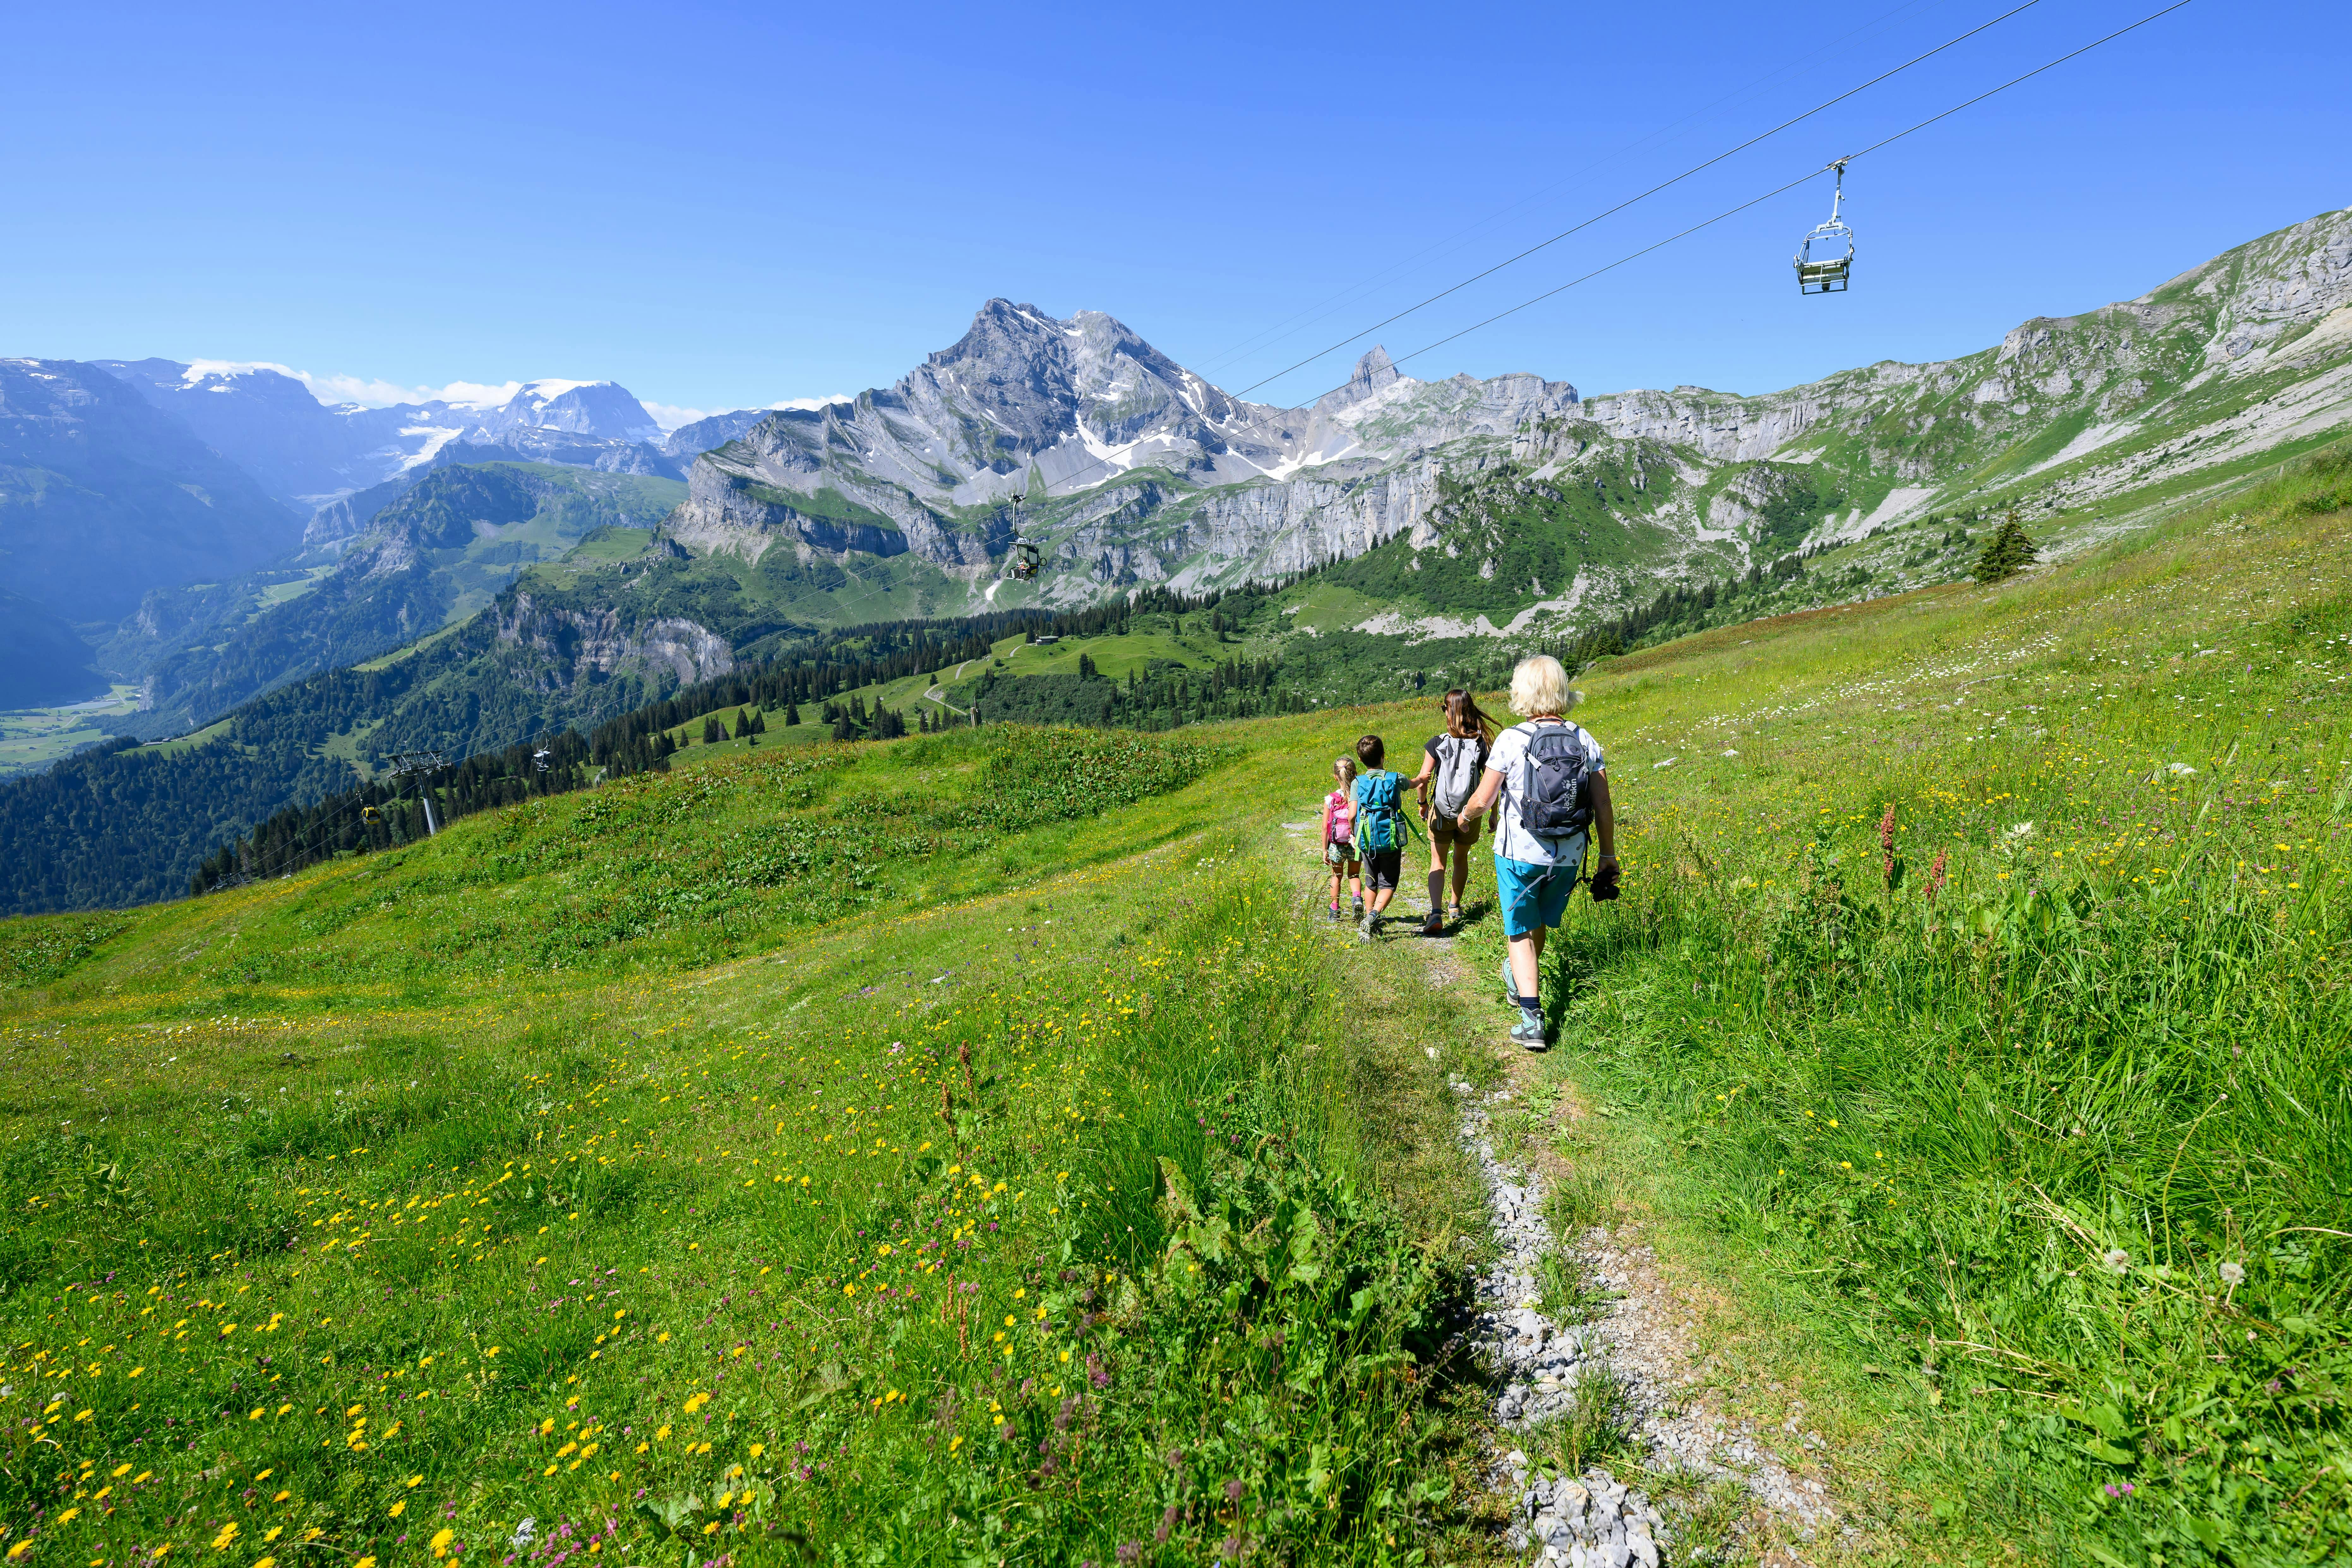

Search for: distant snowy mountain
xmin=471 ymin=380 xmax=664 ymax=443
xmin=93 ymin=363 xmax=686 ymax=510
xmin=92 ymin=358 xmax=439 ymax=506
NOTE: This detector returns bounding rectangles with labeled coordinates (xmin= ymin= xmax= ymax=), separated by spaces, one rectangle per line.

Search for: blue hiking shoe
xmin=1509 ymin=1008 xmax=1549 ymax=1050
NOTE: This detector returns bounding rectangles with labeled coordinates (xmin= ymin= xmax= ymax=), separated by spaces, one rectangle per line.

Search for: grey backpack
xmin=1431 ymin=735 xmax=1483 ymax=819
xmin=1516 ymin=721 xmax=1595 ymax=838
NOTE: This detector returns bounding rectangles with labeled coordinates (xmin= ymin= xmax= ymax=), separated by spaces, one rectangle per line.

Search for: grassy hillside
xmin=1437 ymin=449 xmax=2352 ymax=1562
xmin=2 ymin=441 xmax=2344 ymax=1564
xmin=0 ymin=723 xmax=1485 ymax=1567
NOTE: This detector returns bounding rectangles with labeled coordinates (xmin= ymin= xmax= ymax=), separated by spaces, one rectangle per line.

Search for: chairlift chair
xmin=362 ymin=806 xmax=382 ymax=825
xmin=1794 ymin=160 xmax=1854 ymax=295
xmin=1012 ymin=539 xmax=1042 ymax=581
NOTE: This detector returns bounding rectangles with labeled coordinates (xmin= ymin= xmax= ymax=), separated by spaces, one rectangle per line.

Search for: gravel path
xmin=1455 ymin=1084 xmax=1848 ymax=1566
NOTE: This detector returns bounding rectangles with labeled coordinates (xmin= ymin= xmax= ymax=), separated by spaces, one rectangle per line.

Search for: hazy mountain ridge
xmin=129 ymin=462 xmax=685 ymax=733
xmin=91 ymin=363 xmax=736 ymax=514
xmin=0 ymin=358 xmax=302 ymax=709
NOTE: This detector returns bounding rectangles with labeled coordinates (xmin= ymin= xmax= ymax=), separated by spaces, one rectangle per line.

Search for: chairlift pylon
xmin=1794 ymin=159 xmax=1854 ymax=295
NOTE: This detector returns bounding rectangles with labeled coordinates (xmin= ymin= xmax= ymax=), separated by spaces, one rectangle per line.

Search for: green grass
xmin=560 ymin=527 xmax=655 ymax=563
xmin=138 ymin=718 xmax=236 ymax=758
xmin=5 ymin=442 xmax=2347 ymax=1565
xmin=1445 ymin=444 xmax=2352 ymax=1564
xmin=0 ymin=710 xmax=1492 ymax=1566
xmin=250 ymin=566 xmax=338 ymax=614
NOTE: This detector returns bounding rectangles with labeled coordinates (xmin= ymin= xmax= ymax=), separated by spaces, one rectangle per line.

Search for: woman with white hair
xmin=1457 ymin=654 xmax=1618 ymax=1048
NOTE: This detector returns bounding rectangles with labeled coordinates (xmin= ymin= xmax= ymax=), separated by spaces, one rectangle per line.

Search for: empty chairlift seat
xmin=1794 ymin=160 xmax=1854 ymax=295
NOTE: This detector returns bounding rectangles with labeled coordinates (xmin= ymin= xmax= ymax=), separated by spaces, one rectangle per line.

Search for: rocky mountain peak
xmin=1316 ymin=345 xmax=1406 ymax=415
xmin=917 ymin=300 xmax=1083 ymax=451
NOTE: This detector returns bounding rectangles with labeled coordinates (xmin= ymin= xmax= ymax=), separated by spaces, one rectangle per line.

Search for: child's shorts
xmin=1362 ymin=849 xmax=1403 ymax=892
xmin=1324 ymin=840 xmax=1359 ymax=869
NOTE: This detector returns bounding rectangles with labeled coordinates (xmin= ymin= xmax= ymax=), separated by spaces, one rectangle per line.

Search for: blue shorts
xmin=1495 ymin=853 xmax=1583 ymax=938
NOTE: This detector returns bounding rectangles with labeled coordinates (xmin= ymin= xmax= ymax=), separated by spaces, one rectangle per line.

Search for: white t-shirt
xmin=1485 ymin=719 xmax=1606 ymax=866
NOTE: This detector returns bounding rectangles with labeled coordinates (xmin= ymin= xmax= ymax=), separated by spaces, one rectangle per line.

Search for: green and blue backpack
xmin=1353 ymin=770 xmax=1409 ymax=855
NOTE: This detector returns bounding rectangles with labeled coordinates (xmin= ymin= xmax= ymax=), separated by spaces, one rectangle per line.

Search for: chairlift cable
xmin=1836 ymin=0 xmax=2192 ymax=164
xmin=1184 ymin=0 xmax=1954 ymax=379
xmin=1225 ymin=0 xmax=2053 ymax=401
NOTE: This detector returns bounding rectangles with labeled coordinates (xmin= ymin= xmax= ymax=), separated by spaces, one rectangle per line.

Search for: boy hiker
xmin=1350 ymin=734 xmax=1412 ymax=941
xmin=1457 ymin=655 xmax=1619 ymax=1047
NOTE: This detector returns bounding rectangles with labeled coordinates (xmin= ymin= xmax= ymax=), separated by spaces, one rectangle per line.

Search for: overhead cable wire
xmin=1186 ymin=0 xmax=1953 ymax=378
xmin=1225 ymin=0 xmax=2054 ymax=400
xmin=592 ymin=0 xmax=2199 ymax=637
xmin=1367 ymin=0 xmax=2201 ymax=380
xmin=199 ymin=760 xmax=450 ymax=894
xmin=1094 ymin=0 xmax=2202 ymax=490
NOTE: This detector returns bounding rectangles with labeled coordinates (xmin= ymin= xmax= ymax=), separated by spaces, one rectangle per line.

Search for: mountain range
xmin=665 ymin=204 xmax=2352 ymax=634
xmin=90 ymin=361 xmax=718 ymax=509
xmin=0 ymin=363 xmax=775 ymax=710
xmin=0 ymin=204 xmax=2346 ymax=908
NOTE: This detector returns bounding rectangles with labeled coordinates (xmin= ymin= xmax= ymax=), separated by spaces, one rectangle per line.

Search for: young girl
xmin=1320 ymin=756 xmax=1363 ymax=920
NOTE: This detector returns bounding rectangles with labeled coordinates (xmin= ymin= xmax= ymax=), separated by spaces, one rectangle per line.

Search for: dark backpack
xmin=1353 ymin=770 xmax=1408 ymax=854
xmin=1514 ymin=721 xmax=1594 ymax=838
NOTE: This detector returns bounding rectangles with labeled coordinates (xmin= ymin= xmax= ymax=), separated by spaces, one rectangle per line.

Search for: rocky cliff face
xmin=495 ymin=592 xmax=734 ymax=691
xmin=660 ymin=300 xmax=1578 ymax=599
xmin=648 ymin=205 xmax=2351 ymax=639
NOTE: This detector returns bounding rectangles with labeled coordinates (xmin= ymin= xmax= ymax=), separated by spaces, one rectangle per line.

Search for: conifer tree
xmin=785 ymin=699 xmax=801 ymax=726
xmin=1973 ymin=510 xmax=2039 ymax=583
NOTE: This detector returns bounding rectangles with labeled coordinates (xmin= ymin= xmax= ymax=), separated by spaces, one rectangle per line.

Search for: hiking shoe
xmin=1419 ymin=910 xmax=1444 ymax=937
xmin=1449 ymin=901 xmax=1465 ymax=923
xmin=1326 ymin=903 xmax=1342 ymax=921
xmin=1359 ymin=913 xmax=1379 ymax=943
xmin=1509 ymin=1009 xmax=1550 ymax=1050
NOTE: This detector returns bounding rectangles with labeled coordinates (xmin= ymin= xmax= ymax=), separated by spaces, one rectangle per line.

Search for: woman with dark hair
xmin=1404 ymin=688 xmax=1496 ymax=935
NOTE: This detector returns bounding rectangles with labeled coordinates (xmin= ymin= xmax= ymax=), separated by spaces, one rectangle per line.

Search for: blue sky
xmin=3 ymin=0 xmax=2344 ymax=422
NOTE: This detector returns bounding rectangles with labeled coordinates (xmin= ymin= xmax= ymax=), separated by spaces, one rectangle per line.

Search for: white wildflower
xmin=2218 ymin=1261 xmax=2246 ymax=1287
xmin=2007 ymin=821 xmax=2036 ymax=839
xmin=2166 ymin=762 xmax=2197 ymax=776
xmin=2103 ymin=1248 xmax=2130 ymax=1274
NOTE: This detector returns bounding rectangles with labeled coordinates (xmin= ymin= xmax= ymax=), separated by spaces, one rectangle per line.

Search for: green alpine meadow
xmin=3 ymin=434 xmax=2346 ymax=1566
